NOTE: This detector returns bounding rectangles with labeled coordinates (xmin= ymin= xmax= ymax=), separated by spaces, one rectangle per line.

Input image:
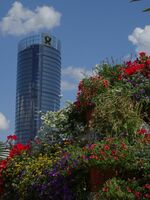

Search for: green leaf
xmin=143 ymin=8 xmax=150 ymax=12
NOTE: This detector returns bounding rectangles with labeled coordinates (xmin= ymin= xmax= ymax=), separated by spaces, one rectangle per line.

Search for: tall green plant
xmin=91 ymin=89 xmax=142 ymax=140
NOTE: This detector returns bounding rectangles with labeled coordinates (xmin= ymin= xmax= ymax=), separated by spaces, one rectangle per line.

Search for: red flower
xmin=139 ymin=52 xmax=146 ymax=57
xmin=121 ymin=143 xmax=127 ymax=150
xmin=0 ymin=160 xmax=7 ymax=170
xmin=145 ymin=133 xmax=150 ymax=137
xmin=81 ymin=155 xmax=86 ymax=159
xmin=118 ymin=66 xmax=124 ymax=71
xmin=103 ymin=144 xmax=110 ymax=151
xmin=12 ymin=135 xmax=17 ymax=140
xmin=99 ymin=150 xmax=106 ymax=157
xmin=89 ymin=155 xmax=99 ymax=160
xmin=144 ymin=194 xmax=150 ymax=198
xmin=9 ymin=143 xmax=29 ymax=158
xmin=90 ymin=144 xmax=97 ymax=150
xmin=145 ymin=184 xmax=150 ymax=189
xmin=126 ymin=187 xmax=132 ymax=193
xmin=78 ymin=80 xmax=83 ymax=91
xmin=134 ymin=191 xmax=142 ymax=199
xmin=146 ymin=59 xmax=150 ymax=65
xmin=124 ymin=62 xmax=144 ymax=76
xmin=74 ymin=101 xmax=81 ymax=109
xmin=102 ymin=187 xmax=108 ymax=192
xmin=118 ymin=75 xmax=123 ymax=80
xmin=7 ymin=135 xmax=17 ymax=141
xmin=111 ymin=150 xmax=117 ymax=155
xmin=113 ymin=156 xmax=119 ymax=161
xmin=138 ymin=129 xmax=147 ymax=135
xmin=103 ymin=80 xmax=109 ymax=87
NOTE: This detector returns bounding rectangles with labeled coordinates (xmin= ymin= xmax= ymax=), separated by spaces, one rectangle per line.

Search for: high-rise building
xmin=15 ymin=33 xmax=61 ymax=144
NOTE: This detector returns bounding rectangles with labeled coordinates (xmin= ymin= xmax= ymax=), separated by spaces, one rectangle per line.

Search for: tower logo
xmin=44 ymin=36 xmax=51 ymax=46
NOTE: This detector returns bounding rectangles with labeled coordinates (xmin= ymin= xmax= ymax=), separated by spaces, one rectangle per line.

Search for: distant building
xmin=15 ymin=33 xmax=61 ymax=144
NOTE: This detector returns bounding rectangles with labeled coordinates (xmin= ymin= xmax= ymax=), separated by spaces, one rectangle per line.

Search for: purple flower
xmin=140 ymin=89 xmax=145 ymax=94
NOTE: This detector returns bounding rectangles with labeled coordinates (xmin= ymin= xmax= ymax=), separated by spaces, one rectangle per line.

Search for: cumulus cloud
xmin=62 ymin=66 xmax=91 ymax=81
xmin=61 ymin=66 xmax=92 ymax=91
xmin=61 ymin=80 xmax=76 ymax=91
xmin=128 ymin=25 xmax=150 ymax=54
xmin=0 ymin=113 xmax=9 ymax=130
xmin=0 ymin=1 xmax=61 ymax=36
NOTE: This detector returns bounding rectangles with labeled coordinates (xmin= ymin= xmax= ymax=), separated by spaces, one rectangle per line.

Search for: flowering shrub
xmin=39 ymin=103 xmax=85 ymax=142
xmin=122 ymin=52 xmax=150 ymax=78
xmin=98 ymin=177 xmax=150 ymax=200
xmin=81 ymin=137 xmax=135 ymax=170
xmin=91 ymin=89 xmax=142 ymax=140
xmin=75 ymin=75 xmax=109 ymax=112
xmin=0 ymin=135 xmax=30 ymax=197
xmin=0 ymin=52 xmax=150 ymax=199
xmin=119 ymin=53 xmax=150 ymax=124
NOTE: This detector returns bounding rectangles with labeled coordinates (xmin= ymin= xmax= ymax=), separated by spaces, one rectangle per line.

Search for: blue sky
xmin=0 ymin=0 xmax=150 ymax=141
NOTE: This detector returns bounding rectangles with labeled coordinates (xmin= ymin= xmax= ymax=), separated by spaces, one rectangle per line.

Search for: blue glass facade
xmin=15 ymin=33 xmax=61 ymax=144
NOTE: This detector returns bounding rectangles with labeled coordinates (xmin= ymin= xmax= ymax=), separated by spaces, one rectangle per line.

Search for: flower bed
xmin=0 ymin=52 xmax=150 ymax=199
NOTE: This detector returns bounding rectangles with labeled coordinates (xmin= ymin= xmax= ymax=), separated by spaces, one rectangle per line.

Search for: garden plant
xmin=0 ymin=52 xmax=150 ymax=199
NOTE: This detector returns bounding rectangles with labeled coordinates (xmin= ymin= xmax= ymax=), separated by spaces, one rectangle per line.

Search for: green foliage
xmin=98 ymin=177 xmax=141 ymax=200
xmin=1 ymin=52 xmax=150 ymax=199
xmin=1 ymin=145 xmax=61 ymax=199
xmin=92 ymin=89 xmax=142 ymax=140
xmin=94 ymin=63 xmax=122 ymax=85
xmin=38 ymin=102 xmax=85 ymax=143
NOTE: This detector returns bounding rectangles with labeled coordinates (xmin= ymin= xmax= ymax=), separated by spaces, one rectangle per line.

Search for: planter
xmin=88 ymin=167 xmax=116 ymax=192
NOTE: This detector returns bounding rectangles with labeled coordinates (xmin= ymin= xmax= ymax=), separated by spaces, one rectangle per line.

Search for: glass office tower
xmin=15 ymin=33 xmax=61 ymax=144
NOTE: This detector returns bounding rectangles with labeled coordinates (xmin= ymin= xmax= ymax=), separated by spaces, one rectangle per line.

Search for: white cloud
xmin=0 ymin=1 xmax=61 ymax=36
xmin=0 ymin=113 xmax=9 ymax=130
xmin=61 ymin=80 xmax=76 ymax=91
xmin=62 ymin=66 xmax=92 ymax=81
xmin=61 ymin=66 xmax=92 ymax=91
xmin=128 ymin=25 xmax=150 ymax=54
